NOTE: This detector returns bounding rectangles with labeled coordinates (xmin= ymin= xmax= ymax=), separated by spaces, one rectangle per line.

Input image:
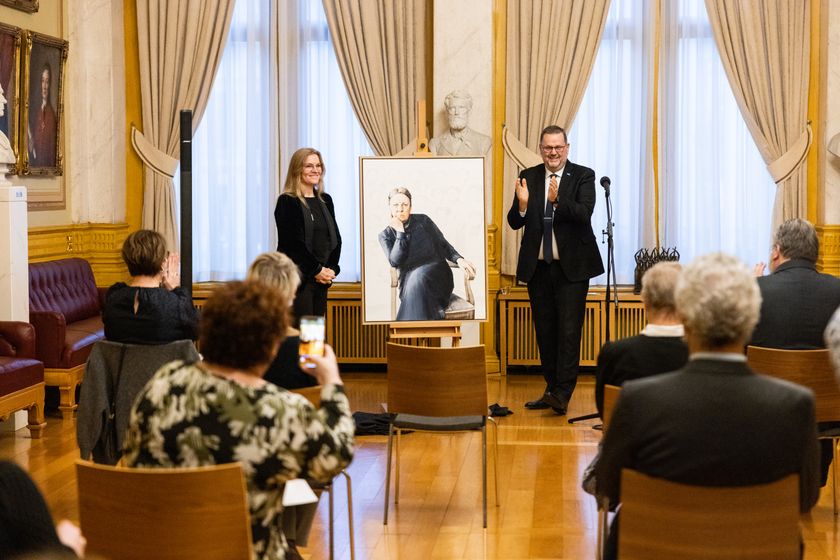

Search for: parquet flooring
xmin=1 ymin=373 xmax=838 ymax=559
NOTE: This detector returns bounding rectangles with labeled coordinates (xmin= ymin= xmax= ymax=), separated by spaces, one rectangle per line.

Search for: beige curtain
xmin=134 ymin=0 xmax=235 ymax=250
xmin=501 ymin=0 xmax=611 ymax=276
xmin=704 ymin=0 xmax=810 ymax=225
xmin=322 ymin=0 xmax=426 ymax=156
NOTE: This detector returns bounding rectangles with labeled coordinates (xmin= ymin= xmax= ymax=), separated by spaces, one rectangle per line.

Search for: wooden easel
xmin=388 ymin=100 xmax=463 ymax=347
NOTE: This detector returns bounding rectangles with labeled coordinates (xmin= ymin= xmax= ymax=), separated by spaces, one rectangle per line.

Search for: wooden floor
xmin=1 ymin=373 xmax=838 ymax=559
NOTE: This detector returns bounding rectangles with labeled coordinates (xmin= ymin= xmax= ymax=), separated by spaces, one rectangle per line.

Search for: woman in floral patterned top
xmin=123 ymin=281 xmax=354 ymax=560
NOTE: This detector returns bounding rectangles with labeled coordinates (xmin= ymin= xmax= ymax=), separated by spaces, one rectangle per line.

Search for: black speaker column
xmin=179 ymin=110 xmax=193 ymax=299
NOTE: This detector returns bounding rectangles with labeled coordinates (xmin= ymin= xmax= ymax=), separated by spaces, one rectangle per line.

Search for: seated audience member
xmin=123 ymin=281 xmax=354 ymax=560
xmin=247 ymin=251 xmax=317 ymax=390
xmin=103 ymin=229 xmax=198 ymax=344
xmin=595 ymin=253 xmax=820 ymax=560
xmin=594 ymin=262 xmax=688 ymax=417
xmin=751 ymin=218 xmax=840 ymax=349
xmin=826 ymin=307 xmax=840 ymax=384
xmin=750 ymin=218 xmax=840 ymax=486
xmin=0 ymin=461 xmax=86 ymax=559
xmin=247 ymin=251 xmax=320 ymax=557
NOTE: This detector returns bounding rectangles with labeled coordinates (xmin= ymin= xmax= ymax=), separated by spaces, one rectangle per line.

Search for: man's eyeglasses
xmin=540 ymin=145 xmax=567 ymax=154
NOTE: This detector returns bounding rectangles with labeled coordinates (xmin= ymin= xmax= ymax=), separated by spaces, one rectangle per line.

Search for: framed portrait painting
xmin=0 ymin=1 xmax=38 ymax=13
xmin=21 ymin=30 xmax=67 ymax=177
xmin=360 ymin=157 xmax=488 ymax=324
xmin=0 ymin=23 xmax=21 ymax=174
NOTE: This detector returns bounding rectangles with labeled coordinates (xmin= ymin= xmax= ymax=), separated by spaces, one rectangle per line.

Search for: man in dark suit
xmin=596 ymin=253 xmax=820 ymax=560
xmin=751 ymin=218 xmax=840 ymax=349
xmin=507 ymin=125 xmax=604 ymax=414
xmin=750 ymin=218 xmax=840 ymax=487
xmin=594 ymin=262 xmax=688 ymax=418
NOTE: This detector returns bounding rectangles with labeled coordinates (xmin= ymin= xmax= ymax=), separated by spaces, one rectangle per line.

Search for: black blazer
xmin=595 ymin=359 xmax=820 ymax=513
xmin=506 ymin=161 xmax=604 ymax=283
xmin=751 ymin=259 xmax=840 ymax=349
xmin=594 ymin=334 xmax=688 ymax=418
xmin=275 ymin=192 xmax=342 ymax=280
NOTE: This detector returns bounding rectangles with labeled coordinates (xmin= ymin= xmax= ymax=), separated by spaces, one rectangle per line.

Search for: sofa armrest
xmin=0 ymin=321 xmax=37 ymax=358
xmin=29 ymin=311 xmax=66 ymax=366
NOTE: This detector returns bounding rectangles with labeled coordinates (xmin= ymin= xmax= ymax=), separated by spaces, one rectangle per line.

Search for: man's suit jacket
xmin=751 ymin=259 xmax=840 ymax=349
xmin=506 ymin=161 xmax=604 ymax=283
xmin=595 ymin=358 xmax=820 ymax=513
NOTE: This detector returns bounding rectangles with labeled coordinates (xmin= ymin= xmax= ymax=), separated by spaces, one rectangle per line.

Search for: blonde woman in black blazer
xmin=274 ymin=148 xmax=342 ymax=321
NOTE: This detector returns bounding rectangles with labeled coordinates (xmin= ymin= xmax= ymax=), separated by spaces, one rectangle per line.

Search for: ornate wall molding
xmin=817 ymin=225 xmax=840 ymax=276
xmin=28 ymin=222 xmax=129 ymax=285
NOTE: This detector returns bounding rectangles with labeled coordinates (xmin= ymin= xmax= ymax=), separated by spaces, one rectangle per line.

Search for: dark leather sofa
xmin=29 ymin=258 xmax=105 ymax=418
xmin=0 ymin=321 xmax=46 ymax=437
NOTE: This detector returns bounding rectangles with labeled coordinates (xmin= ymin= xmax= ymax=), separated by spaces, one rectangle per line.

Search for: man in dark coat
xmin=507 ymin=125 xmax=604 ymax=414
xmin=750 ymin=218 xmax=840 ymax=487
xmin=596 ymin=253 xmax=820 ymax=560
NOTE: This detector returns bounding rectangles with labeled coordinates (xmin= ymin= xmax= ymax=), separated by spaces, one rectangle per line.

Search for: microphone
xmin=600 ymin=176 xmax=611 ymax=196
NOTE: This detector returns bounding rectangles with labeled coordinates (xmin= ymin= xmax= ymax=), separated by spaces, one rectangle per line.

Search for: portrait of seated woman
xmin=378 ymin=187 xmax=476 ymax=321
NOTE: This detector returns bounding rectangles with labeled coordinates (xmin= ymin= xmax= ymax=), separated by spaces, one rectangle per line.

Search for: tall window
xmin=574 ymin=0 xmax=774 ymax=284
xmin=296 ymin=1 xmax=373 ymax=281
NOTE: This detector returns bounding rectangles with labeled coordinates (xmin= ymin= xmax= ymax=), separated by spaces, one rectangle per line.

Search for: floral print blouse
xmin=122 ymin=360 xmax=355 ymax=559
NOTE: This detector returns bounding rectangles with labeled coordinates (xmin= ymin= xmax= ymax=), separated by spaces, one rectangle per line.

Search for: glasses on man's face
xmin=540 ymin=145 xmax=567 ymax=154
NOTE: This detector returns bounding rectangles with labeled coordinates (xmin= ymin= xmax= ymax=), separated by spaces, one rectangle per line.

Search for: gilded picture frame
xmin=20 ymin=30 xmax=67 ymax=177
xmin=0 ymin=0 xmax=38 ymax=13
xmin=0 ymin=22 xmax=22 ymax=175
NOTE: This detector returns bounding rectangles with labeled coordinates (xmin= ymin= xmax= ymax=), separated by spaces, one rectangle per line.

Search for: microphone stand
xmin=568 ymin=180 xmax=617 ymax=424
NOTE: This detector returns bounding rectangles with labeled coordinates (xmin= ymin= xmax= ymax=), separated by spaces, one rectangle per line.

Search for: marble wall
xmin=66 ymin=0 xmax=126 ymax=224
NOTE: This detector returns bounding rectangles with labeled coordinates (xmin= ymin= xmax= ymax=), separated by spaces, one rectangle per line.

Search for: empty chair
xmin=619 ymin=469 xmax=800 ymax=560
xmin=383 ymin=342 xmax=498 ymax=527
xmin=747 ymin=345 xmax=840 ymax=515
xmin=76 ymin=460 xmax=252 ymax=560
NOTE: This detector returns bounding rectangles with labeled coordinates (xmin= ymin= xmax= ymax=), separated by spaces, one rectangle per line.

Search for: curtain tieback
xmin=767 ymin=123 xmax=812 ymax=184
xmin=131 ymin=125 xmax=179 ymax=179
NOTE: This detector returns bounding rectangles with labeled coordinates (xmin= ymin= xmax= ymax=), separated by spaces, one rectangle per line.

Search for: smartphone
xmin=298 ymin=315 xmax=325 ymax=358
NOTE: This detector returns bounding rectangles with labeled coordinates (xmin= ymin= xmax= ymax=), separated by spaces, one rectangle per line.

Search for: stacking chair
xmin=291 ymin=385 xmax=355 ymax=560
xmin=618 ymin=469 xmax=800 ymax=559
xmin=383 ymin=342 xmax=499 ymax=528
xmin=595 ymin=384 xmax=621 ymax=560
xmin=76 ymin=460 xmax=252 ymax=560
xmin=747 ymin=346 xmax=840 ymax=515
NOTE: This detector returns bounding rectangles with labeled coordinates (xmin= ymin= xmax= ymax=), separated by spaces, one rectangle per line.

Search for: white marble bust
xmin=429 ymin=90 xmax=492 ymax=157
xmin=0 ymin=82 xmax=16 ymax=165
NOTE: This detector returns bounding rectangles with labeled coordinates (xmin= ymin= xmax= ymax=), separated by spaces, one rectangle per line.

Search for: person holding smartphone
xmin=123 ymin=281 xmax=353 ymax=560
xmin=275 ymin=148 xmax=342 ymax=323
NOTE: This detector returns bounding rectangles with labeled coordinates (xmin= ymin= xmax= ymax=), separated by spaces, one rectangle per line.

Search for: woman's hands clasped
xmin=457 ymin=258 xmax=477 ymax=280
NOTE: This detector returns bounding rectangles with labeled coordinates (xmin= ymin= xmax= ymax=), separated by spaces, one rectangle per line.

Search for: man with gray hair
xmin=751 ymin=218 xmax=840 ymax=349
xmin=750 ymin=218 xmax=840 ymax=487
xmin=429 ymin=90 xmax=492 ymax=157
xmin=596 ymin=253 xmax=819 ymax=560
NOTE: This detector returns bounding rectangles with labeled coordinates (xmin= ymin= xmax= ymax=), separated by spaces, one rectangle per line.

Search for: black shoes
xmin=524 ymin=394 xmax=551 ymax=410
xmin=524 ymin=391 xmax=568 ymax=414
xmin=542 ymin=391 xmax=568 ymax=415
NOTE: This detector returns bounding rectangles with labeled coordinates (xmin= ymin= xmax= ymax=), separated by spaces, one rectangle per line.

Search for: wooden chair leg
xmin=482 ymin=425 xmax=488 ymax=528
xmin=395 ymin=429 xmax=401 ymax=504
xmin=58 ymin=384 xmax=77 ymax=420
xmin=26 ymin=401 xmax=45 ymax=439
xmin=488 ymin=416 xmax=500 ymax=506
xmin=833 ymin=437 xmax=839 ymax=517
xmin=383 ymin=424 xmax=394 ymax=525
xmin=340 ymin=470 xmax=355 ymax=560
xmin=328 ymin=483 xmax=334 ymax=559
